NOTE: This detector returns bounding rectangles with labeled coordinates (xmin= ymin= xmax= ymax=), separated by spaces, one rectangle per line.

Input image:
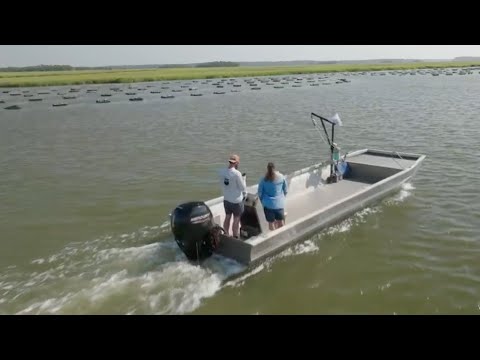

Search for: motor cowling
xmin=171 ymin=201 xmax=224 ymax=262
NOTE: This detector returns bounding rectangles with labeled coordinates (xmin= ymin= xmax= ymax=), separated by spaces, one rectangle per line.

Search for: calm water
xmin=1 ymin=72 xmax=479 ymax=314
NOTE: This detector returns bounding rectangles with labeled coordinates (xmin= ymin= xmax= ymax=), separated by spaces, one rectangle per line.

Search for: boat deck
xmin=347 ymin=153 xmax=417 ymax=170
xmin=283 ymin=179 xmax=370 ymax=225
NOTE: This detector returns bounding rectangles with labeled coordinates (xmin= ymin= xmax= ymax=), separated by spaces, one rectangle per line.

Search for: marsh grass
xmin=1 ymin=62 xmax=479 ymax=88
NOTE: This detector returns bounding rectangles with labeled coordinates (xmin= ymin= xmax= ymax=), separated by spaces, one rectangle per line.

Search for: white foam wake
xmin=225 ymin=240 xmax=319 ymax=288
xmin=2 ymin=222 xmax=245 ymax=315
xmin=386 ymin=182 xmax=416 ymax=205
xmin=4 ymin=197 xmax=394 ymax=315
xmin=13 ymin=244 xmax=245 ymax=315
xmin=325 ymin=206 xmax=381 ymax=236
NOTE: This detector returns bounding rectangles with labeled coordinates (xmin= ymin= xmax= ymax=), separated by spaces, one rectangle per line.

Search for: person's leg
xmin=263 ymin=208 xmax=276 ymax=231
xmin=223 ymin=214 xmax=231 ymax=235
xmin=223 ymin=201 xmax=232 ymax=236
xmin=274 ymin=209 xmax=285 ymax=229
xmin=232 ymin=215 xmax=241 ymax=238
xmin=231 ymin=202 xmax=244 ymax=238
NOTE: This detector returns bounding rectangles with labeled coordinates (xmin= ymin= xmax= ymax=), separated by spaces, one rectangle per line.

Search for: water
xmin=1 ymin=72 xmax=479 ymax=314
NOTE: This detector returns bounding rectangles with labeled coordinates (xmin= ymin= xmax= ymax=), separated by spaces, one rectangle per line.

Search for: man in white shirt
xmin=219 ymin=154 xmax=247 ymax=238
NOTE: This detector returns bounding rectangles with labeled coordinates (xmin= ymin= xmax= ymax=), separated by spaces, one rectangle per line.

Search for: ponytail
xmin=265 ymin=162 xmax=276 ymax=182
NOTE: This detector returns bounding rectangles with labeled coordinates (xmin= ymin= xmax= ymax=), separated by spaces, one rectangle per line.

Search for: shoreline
xmin=1 ymin=61 xmax=479 ymax=88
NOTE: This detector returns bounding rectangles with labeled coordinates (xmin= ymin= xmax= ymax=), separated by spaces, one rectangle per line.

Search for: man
xmin=219 ymin=154 xmax=247 ymax=238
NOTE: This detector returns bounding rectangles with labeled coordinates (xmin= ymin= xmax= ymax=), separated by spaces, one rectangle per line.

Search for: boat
xmin=169 ymin=112 xmax=426 ymax=266
xmin=5 ymin=105 xmax=21 ymax=110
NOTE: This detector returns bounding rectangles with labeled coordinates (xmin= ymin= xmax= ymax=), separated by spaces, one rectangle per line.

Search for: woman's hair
xmin=265 ymin=162 xmax=276 ymax=182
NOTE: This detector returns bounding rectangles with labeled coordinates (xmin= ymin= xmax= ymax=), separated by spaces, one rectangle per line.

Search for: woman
xmin=258 ymin=162 xmax=288 ymax=230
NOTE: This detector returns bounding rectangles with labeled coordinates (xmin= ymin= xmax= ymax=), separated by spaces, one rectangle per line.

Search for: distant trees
xmin=0 ymin=65 xmax=113 ymax=72
xmin=157 ymin=64 xmax=191 ymax=68
xmin=195 ymin=61 xmax=239 ymax=68
xmin=0 ymin=61 xmax=241 ymax=72
xmin=158 ymin=62 xmax=239 ymax=68
xmin=0 ymin=65 xmax=74 ymax=72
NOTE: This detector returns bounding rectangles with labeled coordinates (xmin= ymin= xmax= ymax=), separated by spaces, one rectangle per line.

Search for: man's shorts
xmin=224 ymin=200 xmax=244 ymax=217
xmin=263 ymin=207 xmax=285 ymax=222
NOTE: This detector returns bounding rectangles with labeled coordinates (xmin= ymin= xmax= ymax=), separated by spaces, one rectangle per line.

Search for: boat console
xmin=240 ymin=193 xmax=263 ymax=239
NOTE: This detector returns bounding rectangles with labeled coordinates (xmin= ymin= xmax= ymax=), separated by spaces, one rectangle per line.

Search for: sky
xmin=1 ymin=45 xmax=480 ymax=67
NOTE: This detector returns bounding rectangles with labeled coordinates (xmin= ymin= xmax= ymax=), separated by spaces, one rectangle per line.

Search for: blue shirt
xmin=258 ymin=172 xmax=288 ymax=210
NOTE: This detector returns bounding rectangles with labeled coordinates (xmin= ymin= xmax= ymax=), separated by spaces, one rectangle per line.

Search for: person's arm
xmin=237 ymin=171 xmax=247 ymax=194
xmin=283 ymin=177 xmax=288 ymax=196
xmin=258 ymin=179 xmax=263 ymax=202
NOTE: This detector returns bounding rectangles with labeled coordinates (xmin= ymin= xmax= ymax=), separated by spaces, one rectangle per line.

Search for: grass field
xmin=1 ymin=62 xmax=480 ymax=88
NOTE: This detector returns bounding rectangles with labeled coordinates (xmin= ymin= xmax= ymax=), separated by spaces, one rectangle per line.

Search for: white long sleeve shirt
xmin=219 ymin=167 xmax=247 ymax=204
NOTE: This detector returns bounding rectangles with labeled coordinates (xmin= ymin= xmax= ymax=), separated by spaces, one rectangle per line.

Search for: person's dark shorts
xmin=263 ymin=207 xmax=285 ymax=222
xmin=224 ymin=200 xmax=244 ymax=217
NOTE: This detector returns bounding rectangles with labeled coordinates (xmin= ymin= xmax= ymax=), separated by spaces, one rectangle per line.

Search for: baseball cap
xmin=228 ymin=154 xmax=240 ymax=164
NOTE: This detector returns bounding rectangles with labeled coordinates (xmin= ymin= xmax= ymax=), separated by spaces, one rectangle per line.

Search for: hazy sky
xmin=1 ymin=45 xmax=480 ymax=67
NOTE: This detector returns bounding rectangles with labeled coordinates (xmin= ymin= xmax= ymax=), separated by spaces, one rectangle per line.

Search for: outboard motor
xmin=170 ymin=201 xmax=224 ymax=262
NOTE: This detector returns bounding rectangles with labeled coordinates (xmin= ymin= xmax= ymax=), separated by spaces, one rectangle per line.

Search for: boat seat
xmin=243 ymin=192 xmax=258 ymax=207
xmin=240 ymin=193 xmax=262 ymax=239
